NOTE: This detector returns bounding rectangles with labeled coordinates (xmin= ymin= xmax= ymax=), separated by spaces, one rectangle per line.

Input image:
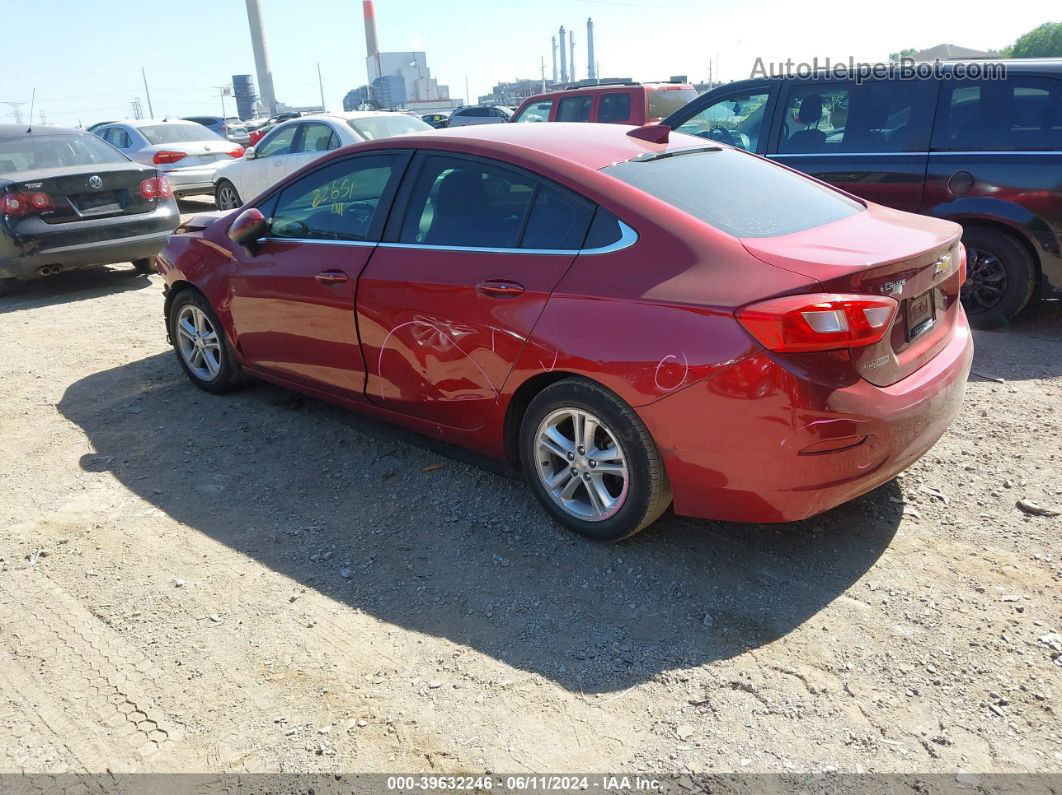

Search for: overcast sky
xmin=3 ymin=0 xmax=1056 ymax=127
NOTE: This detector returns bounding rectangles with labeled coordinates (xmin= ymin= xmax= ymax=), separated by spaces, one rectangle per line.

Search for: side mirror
xmin=244 ymin=146 xmax=257 ymax=160
xmin=228 ymin=207 xmax=267 ymax=247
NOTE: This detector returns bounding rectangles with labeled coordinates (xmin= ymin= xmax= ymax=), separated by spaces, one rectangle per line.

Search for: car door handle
xmin=476 ymin=280 xmax=524 ymax=299
xmin=315 ymin=270 xmax=349 ymax=284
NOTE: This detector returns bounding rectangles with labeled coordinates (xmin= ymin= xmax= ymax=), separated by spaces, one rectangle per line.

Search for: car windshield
xmin=0 ymin=133 xmax=128 ymax=174
xmin=602 ymin=146 xmax=863 ymax=238
xmin=139 ymin=124 xmax=223 ymax=144
xmin=347 ymin=115 xmax=432 ymax=140
xmin=647 ymin=87 xmax=699 ymax=119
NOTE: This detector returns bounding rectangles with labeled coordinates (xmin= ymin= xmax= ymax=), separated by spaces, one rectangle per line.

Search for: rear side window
xmin=557 ymin=96 xmax=592 ymax=122
xmin=603 ymin=147 xmax=862 ymax=238
xmin=296 ymin=122 xmax=337 ymax=153
xmin=103 ymin=127 xmax=132 ymax=149
xmin=598 ymin=93 xmax=632 ymax=123
xmin=514 ymin=101 xmax=552 ymax=123
xmin=932 ymin=77 xmax=1062 ymax=151
xmin=583 ymin=208 xmax=625 ymax=249
xmin=521 ymin=186 xmax=593 ymax=250
xmin=647 ymin=87 xmax=698 ymax=120
xmin=780 ymin=81 xmax=919 ymax=153
xmin=0 ymin=133 xmax=128 ymax=174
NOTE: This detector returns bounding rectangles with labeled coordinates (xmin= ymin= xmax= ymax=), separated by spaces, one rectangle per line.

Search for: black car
xmin=663 ymin=59 xmax=1062 ymax=325
xmin=0 ymin=124 xmax=179 ymax=296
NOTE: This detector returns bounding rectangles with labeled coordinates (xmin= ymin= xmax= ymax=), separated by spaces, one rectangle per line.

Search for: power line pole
xmin=141 ymin=67 xmax=154 ymax=118
xmin=317 ymin=62 xmax=326 ymax=110
xmin=2 ymin=102 xmax=25 ymax=124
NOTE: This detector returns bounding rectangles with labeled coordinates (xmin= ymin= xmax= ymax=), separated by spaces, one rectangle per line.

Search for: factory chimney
xmin=569 ymin=32 xmax=576 ymax=82
xmin=244 ymin=0 xmax=278 ymax=115
xmin=363 ymin=0 xmax=382 ymax=82
xmin=587 ymin=18 xmax=597 ymax=80
xmin=551 ymin=36 xmax=558 ymax=84
xmin=559 ymin=26 xmax=567 ymax=83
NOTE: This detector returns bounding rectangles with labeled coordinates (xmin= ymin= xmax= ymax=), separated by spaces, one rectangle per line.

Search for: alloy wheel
xmin=217 ymin=184 xmax=240 ymax=210
xmin=962 ymin=246 xmax=1008 ymax=313
xmin=534 ymin=408 xmax=629 ymax=521
xmin=175 ymin=305 xmax=222 ymax=381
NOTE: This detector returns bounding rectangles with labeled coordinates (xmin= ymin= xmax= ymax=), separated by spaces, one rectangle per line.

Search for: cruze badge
xmin=882 ymin=278 xmax=906 ymax=296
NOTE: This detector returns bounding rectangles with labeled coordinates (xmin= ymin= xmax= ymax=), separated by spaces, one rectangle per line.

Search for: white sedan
xmin=211 ymin=111 xmax=432 ymax=210
xmin=93 ymin=120 xmax=245 ymax=199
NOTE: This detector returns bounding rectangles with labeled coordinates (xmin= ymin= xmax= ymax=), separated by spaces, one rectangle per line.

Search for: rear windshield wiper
xmin=629 ymin=146 xmax=722 ymax=163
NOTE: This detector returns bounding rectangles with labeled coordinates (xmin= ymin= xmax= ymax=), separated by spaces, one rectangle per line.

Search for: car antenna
xmin=627 ymin=124 xmax=670 ymax=144
xmin=26 ymin=87 xmax=36 ymax=133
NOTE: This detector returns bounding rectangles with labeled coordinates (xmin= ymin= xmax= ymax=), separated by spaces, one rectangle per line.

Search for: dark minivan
xmin=663 ymin=59 xmax=1062 ymax=324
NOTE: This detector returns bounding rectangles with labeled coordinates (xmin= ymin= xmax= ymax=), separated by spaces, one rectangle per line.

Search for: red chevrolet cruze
xmin=156 ymin=122 xmax=973 ymax=540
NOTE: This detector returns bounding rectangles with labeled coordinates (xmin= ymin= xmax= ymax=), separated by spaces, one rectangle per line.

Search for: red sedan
xmin=156 ymin=122 xmax=973 ymax=541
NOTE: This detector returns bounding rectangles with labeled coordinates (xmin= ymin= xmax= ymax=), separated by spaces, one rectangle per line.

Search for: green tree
xmin=889 ymin=48 xmax=918 ymax=62
xmin=1008 ymin=22 xmax=1062 ymax=58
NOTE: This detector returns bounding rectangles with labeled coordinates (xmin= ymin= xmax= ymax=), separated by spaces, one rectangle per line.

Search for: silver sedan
xmin=92 ymin=120 xmax=246 ymax=198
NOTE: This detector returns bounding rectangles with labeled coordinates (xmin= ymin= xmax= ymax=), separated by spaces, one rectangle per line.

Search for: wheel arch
xmin=957 ymin=217 xmax=1043 ymax=287
xmin=502 ymin=370 xmax=593 ymax=470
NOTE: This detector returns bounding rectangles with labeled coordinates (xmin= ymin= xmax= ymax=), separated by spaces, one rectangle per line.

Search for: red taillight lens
xmin=957 ymin=243 xmax=967 ymax=285
xmin=3 ymin=191 xmax=52 ymax=217
xmin=139 ymin=177 xmax=173 ymax=200
xmin=736 ymin=293 xmax=898 ymax=353
xmin=153 ymin=150 xmax=187 ymax=165
xmin=227 ymin=146 xmax=245 ymax=158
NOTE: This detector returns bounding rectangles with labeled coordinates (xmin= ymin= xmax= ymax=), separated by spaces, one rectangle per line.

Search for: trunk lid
xmin=142 ymin=141 xmax=236 ymax=169
xmin=8 ymin=163 xmax=158 ymax=224
xmin=740 ymin=203 xmax=964 ymax=386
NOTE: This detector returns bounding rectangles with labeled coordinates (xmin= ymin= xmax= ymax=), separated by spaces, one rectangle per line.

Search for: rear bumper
xmin=0 ymin=202 xmax=177 ymax=280
xmin=161 ymin=165 xmax=226 ymax=196
xmin=639 ymin=310 xmax=974 ymax=523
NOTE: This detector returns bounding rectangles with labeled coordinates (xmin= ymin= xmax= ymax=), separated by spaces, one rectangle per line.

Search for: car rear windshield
xmin=139 ymin=124 xmax=223 ymax=144
xmin=348 ymin=115 xmax=432 ymax=140
xmin=647 ymin=87 xmax=699 ymax=119
xmin=602 ymin=147 xmax=863 ymax=237
xmin=0 ymin=133 xmax=128 ymax=174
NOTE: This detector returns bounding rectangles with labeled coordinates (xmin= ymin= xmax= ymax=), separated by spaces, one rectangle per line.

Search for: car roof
xmin=300 ymin=111 xmax=413 ymax=122
xmin=357 ymin=121 xmax=702 ymax=171
xmin=0 ymin=123 xmax=87 ymax=140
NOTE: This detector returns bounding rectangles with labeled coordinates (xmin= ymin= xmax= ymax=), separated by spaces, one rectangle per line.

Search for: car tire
xmin=167 ymin=289 xmax=246 ymax=394
xmin=0 ymin=278 xmax=15 ymax=298
xmin=961 ymin=227 xmax=1036 ymax=328
xmin=132 ymin=258 xmax=154 ymax=275
xmin=519 ymin=378 xmax=671 ymax=541
xmin=215 ymin=180 xmax=242 ymax=211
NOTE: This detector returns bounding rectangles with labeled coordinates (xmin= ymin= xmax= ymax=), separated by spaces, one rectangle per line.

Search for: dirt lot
xmin=1 ymin=198 xmax=1060 ymax=776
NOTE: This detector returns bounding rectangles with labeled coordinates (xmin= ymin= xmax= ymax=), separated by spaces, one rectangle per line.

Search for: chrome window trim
xmin=773 ymin=150 xmax=1061 ymax=157
xmin=254 ymin=221 xmax=639 ymax=255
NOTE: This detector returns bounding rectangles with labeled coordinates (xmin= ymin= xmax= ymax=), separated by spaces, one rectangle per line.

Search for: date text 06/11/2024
xmin=385 ymin=775 xmax=664 ymax=791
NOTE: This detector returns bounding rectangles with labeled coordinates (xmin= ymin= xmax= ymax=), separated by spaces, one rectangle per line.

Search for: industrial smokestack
xmin=244 ymin=0 xmax=278 ymax=115
xmin=569 ymin=32 xmax=576 ymax=82
xmin=363 ymin=0 xmax=382 ymax=81
xmin=587 ymin=18 xmax=596 ymax=80
xmin=551 ymin=36 xmax=558 ymax=84
xmin=559 ymin=26 xmax=567 ymax=83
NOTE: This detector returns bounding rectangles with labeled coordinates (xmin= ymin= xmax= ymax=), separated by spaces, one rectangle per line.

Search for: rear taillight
xmin=139 ymin=177 xmax=173 ymax=200
xmin=736 ymin=293 xmax=898 ymax=353
xmin=227 ymin=146 xmax=245 ymax=158
xmin=3 ymin=191 xmax=53 ymax=218
xmin=153 ymin=150 xmax=187 ymax=165
xmin=957 ymin=243 xmax=967 ymax=285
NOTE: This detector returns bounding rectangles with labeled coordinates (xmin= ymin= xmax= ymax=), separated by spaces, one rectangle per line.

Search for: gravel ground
xmin=0 ymin=198 xmax=1060 ymax=775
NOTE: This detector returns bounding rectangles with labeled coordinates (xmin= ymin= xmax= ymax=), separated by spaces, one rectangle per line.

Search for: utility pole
xmin=212 ymin=86 xmax=231 ymax=118
xmin=141 ymin=67 xmax=154 ymax=118
xmin=2 ymin=102 xmax=25 ymax=124
xmin=317 ymin=62 xmax=326 ymax=110
xmin=540 ymin=56 xmax=546 ymax=92
xmin=465 ymin=74 xmax=470 ymax=106
xmin=39 ymin=110 xmax=47 ymax=125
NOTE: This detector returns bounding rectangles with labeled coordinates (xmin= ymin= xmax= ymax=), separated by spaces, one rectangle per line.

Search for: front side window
xmin=513 ymin=100 xmax=553 ymax=123
xmin=557 ymin=96 xmax=592 ymax=122
xmin=296 ymin=122 xmax=338 ymax=154
xmin=603 ymin=147 xmax=862 ymax=238
xmin=780 ymin=81 xmax=918 ymax=154
xmin=932 ymin=77 xmax=1062 ymax=151
xmin=673 ymin=90 xmax=769 ymax=151
xmin=269 ymin=154 xmax=400 ymax=241
xmin=138 ymin=123 xmax=222 ymax=145
xmin=256 ymin=124 xmax=298 ymax=158
xmin=598 ymin=93 xmax=632 ymax=123
xmin=0 ymin=133 xmax=128 ymax=174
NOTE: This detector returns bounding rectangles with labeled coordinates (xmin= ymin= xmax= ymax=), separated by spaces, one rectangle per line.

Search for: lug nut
xmin=583 ymin=473 xmax=591 ymax=481
xmin=577 ymin=446 xmax=585 ymax=455
xmin=567 ymin=452 xmax=575 ymax=460
xmin=589 ymin=460 xmax=597 ymax=468
xmin=571 ymin=468 xmax=577 ymax=476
